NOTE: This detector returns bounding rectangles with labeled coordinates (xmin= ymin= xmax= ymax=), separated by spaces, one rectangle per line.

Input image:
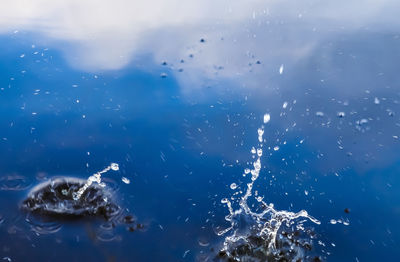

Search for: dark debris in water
xmin=21 ymin=177 xmax=120 ymax=220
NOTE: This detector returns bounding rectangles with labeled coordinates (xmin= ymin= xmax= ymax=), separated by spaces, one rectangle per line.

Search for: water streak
xmin=73 ymin=163 xmax=119 ymax=201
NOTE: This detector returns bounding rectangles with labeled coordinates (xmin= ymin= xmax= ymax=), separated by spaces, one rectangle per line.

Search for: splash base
xmin=21 ymin=177 xmax=120 ymax=220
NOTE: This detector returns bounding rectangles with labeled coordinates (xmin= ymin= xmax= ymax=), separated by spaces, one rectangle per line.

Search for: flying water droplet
xmin=263 ymin=113 xmax=270 ymax=124
xmin=121 ymin=177 xmax=130 ymax=184
xmin=279 ymin=64 xmax=284 ymax=74
xmin=257 ymin=128 xmax=264 ymax=143
xmin=110 ymin=163 xmax=119 ymax=171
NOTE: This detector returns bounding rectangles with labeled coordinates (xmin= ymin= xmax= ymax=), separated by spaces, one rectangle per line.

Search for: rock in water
xmin=21 ymin=177 xmax=120 ymax=220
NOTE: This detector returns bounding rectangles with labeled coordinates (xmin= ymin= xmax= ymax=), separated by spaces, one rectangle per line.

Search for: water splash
xmin=22 ymin=163 xmax=121 ymax=220
xmin=218 ymin=115 xmax=320 ymax=260
xmin=73 ymin=163 xmax=119 ymax=201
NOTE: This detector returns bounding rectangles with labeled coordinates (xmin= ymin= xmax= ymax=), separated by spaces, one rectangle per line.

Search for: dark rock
xmin=123 ymin=215 xmax=135 ymax=224
xmin=313 ymin=256 xmax=322 ymax=262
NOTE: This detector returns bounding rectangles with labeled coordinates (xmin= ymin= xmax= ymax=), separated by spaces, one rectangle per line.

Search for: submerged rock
xmin=21 ymin=177 xmax=120 ymax=220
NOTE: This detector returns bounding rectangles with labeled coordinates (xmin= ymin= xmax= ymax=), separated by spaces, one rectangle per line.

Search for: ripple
xmin=96 ymin=222 xmax=121 ymax=242
xmin=25 ymin=214 xmax=62 ymax=235
xmin=0 ymin=175 xmax=31 ymax=191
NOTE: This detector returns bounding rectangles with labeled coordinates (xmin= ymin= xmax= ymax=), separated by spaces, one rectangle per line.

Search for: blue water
xmin=0 ymin=2 xmax=400 ymax=261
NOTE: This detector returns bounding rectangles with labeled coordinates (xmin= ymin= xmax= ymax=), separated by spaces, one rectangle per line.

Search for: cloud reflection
xmin=0 ymin=0 xmax=398 ymax=75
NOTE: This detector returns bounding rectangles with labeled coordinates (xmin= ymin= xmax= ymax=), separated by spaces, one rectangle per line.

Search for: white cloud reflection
xmin=0 ymin=0 xmax=398 ymax=79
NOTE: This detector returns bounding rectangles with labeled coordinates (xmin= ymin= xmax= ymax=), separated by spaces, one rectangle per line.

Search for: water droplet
xmin=256 ymin=148 xmax=263 ymax=157
xmin=263 ymin=113 xmax=270 ymax=124
xmin=279 ymin=64 xmax=284 ymax=74
xmin=110 ymin=163 xmax=119 ymax=171
xmin=230 ymin=183 xmax=237 ymax=190
xmin=121 ymin=177 xmax=130 ymax=184
xmin=257 ymin=128 xmax=264 ymax=142
xmin=337 ymin=112 xmax=345 ymax=118
xmin=357 ymin=119 xmax=368 ymax=125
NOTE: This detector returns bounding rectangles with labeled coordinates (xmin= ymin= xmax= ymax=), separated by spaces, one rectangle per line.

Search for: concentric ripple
xmin=0 ymin=175 xmax=31 ymax=191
